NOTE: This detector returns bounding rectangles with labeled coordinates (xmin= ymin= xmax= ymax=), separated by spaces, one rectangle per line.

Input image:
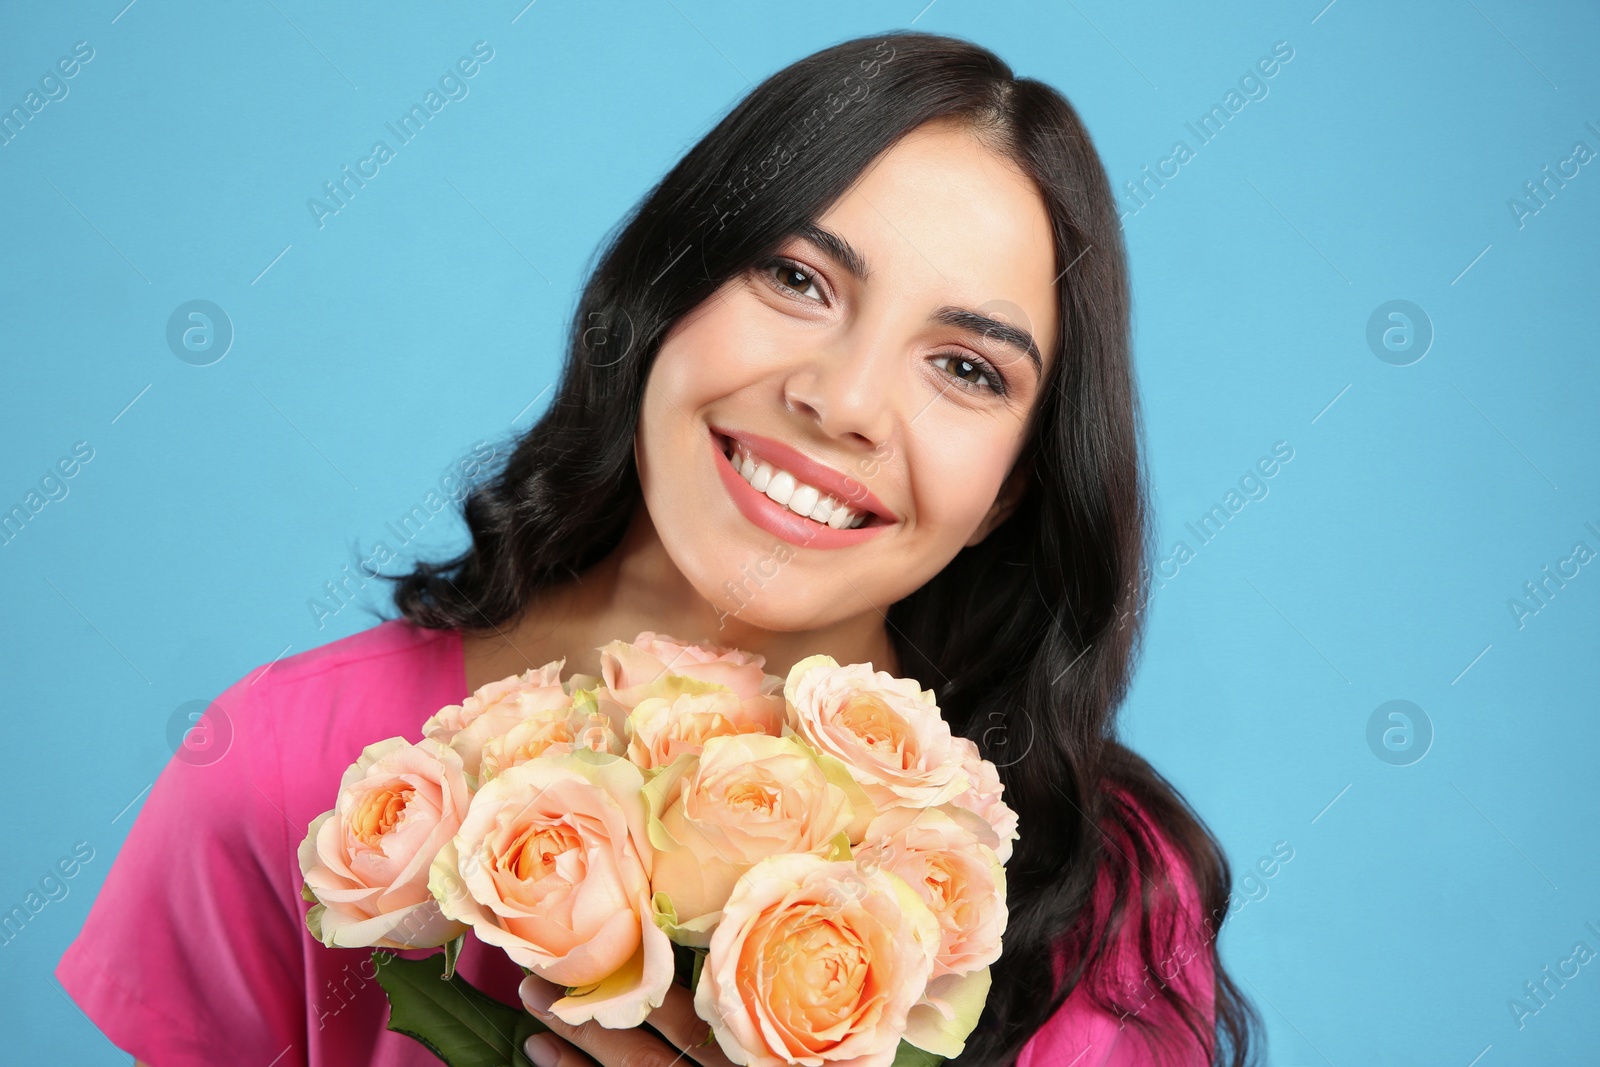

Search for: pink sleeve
xmin=1015 ymin=797 xmax=1216 ymax=1067
xmin=55 ymin=673 xmax=309 ymax=1067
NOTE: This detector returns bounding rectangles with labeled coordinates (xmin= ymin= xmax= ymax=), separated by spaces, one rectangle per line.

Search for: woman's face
xmin=636 ymin=118 xmax=1060 ymax=631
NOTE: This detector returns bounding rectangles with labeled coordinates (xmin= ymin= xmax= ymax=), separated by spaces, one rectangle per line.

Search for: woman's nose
xmin=780 ymin=339 xmax=898 ymax=449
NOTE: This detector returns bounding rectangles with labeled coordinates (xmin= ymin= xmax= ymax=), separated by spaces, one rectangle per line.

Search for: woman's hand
xmin=519 ymin=974 xmax=738 ymax=1067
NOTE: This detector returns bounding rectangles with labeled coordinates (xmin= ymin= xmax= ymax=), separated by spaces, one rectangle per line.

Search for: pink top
xmin=56 ymin=619 xmax=1213 ymax=1066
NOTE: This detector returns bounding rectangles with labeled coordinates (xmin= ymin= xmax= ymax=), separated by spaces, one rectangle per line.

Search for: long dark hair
xmin=389 ymin=30 xmax=1260 ymax=1066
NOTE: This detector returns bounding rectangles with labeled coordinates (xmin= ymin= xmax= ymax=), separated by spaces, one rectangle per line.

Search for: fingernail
xmin=521 ymin=976 xmax=556 ymax=1014
xmin=524 ymin=1032 xmax=560 ymax=1067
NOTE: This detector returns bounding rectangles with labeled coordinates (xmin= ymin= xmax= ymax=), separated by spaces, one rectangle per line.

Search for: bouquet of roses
xmin=298 ymin=632 xmax=1017 ymax=1067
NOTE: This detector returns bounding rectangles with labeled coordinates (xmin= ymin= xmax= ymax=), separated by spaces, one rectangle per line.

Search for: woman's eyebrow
xmin=796 ymin=222 xmax=872 ymax=281
xmin=793 ymin=222 xmax=1043 ymax=378
xmin=931 ymin=307 xmax=1042 ymax=377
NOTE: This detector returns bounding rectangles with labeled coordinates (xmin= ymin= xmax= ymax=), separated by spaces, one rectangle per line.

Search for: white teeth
xmin=728 ymin=443 xmax=870 ymax=530
xmin=765 ymin=470 xmax=796 ymax=506
xmin=788 ymin=483 xmax=819 ymax=518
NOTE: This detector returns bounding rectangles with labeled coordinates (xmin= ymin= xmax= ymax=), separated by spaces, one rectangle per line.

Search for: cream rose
xmin=643 ymin=733 xmax=872 ymax=944
xmin=695 ymin=853 xmax=941 ymax=1067
xmin=600 ymin=631 xmax=776 ymax=708
xmin=427 ymin=750 xmax=672 ymax=1028
xmin=477 ymin=686 xmax=627 ymax=784
xmin=626 ymin=686 xmax=784 ymax=771
xmin=422 ymin=659 xmax=571 ymax=781
xmin=298 ymin=736 xmax=471 ymax=950
xmin=783 ymin=655 xmax=969 ymax=811
xmin=949 ymin=736 xmax=1020 ymax=864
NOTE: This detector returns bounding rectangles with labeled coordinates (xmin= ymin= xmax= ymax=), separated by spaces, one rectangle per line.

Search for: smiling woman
xmin=57 ymin=29 xmax=1259 ymax=1067
xmin=400 ymin=30 xmax=1261 ymax=1066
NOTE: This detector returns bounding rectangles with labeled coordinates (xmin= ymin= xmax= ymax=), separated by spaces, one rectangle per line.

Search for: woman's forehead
xmin=807 ymin=121 xmax=1059 ymax=373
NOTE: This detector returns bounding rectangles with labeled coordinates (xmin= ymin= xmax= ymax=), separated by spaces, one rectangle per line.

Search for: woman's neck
xmin=460 ymin=504 xmax=900 ymax=693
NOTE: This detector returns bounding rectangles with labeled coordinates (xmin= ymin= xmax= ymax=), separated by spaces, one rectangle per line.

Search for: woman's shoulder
xmin=1102 ymin=784 xmax=1207 ymax=913
xmin=199 ymin=619 xmax=468 ymax=839
xmin=252 ymin=616 xmax=463 ymax=694
xmin=1019 ymin=786 xmax=1216 ymax=1067
xmin=222 ymin=618 xmax=465 ymax=738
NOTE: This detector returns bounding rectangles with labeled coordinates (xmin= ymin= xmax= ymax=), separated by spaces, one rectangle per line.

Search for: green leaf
xmin=372 ymin=949 xmax=549 ymax=1067
xmin=889 ymin=1039 xmax=945 ymax=1067
xmin=442 ymin=934 xmax=464 ymax=980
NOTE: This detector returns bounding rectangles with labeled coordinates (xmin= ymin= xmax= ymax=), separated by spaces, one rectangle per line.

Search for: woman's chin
xmin=699 ymin=583 xmax=831 ymax=633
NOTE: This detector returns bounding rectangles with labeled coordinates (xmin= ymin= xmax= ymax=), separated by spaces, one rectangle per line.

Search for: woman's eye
xmin=931 ymin=352 xmax=1004 ymax=395
xmin=760 ymin=258 xmax=824 ymax=303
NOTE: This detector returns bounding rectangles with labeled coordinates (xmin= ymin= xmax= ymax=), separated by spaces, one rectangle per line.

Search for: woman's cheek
xmin=908 ymin=434 xmax=1011 ymax=544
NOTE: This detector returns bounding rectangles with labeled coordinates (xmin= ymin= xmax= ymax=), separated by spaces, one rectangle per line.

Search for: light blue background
xmin=3 ymin=1 xmax=1596 ymax=1064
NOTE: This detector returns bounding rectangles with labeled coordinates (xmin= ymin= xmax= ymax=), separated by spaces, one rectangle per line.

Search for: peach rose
xmin=422 ymin=659 xmax=571 ymax=781
xmin=949 ymin=736 xmax=1020 ymax=864
xmin=643 ymin=733 xmax=872 ymax=944
xmin=600 ymin=631 xmax=776 ymax=708
xmin=695 ymin=853 xmax=941 ymax=1067
xmin=477 ymin=686 xmax=627 ymax=784
xmin=626 ymin=686 xmax=784 ymax=771
xmin=298 ymin=736 xmax=471 ymax=950
xmin=783 ymin=655 xmax=969 ymax=812
xmin=857 ymin=805 xmax=1006 ymax=978
xmin=427 ymin=750 xmax=672 ymax=1028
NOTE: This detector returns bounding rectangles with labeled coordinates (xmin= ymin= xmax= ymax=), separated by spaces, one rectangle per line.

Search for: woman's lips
xmin=710 ymin=429 xmax=890 ymax=549
xmin=711 ymin=425 xmax=895 ymax=522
